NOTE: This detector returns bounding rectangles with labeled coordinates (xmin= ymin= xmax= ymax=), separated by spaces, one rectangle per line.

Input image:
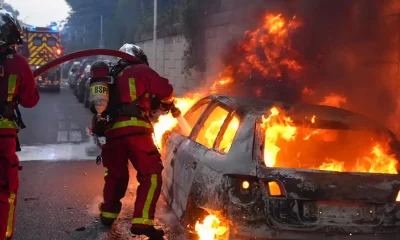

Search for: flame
xmin=195 ymin=215 xmax=228 ymax=240
xmin=212 ymin=13 xmax=302 ymax=94
xmin=319 ymin=94 xmax=347 ymax=108
xmin=318 ymin=159 xmax=345 ymax=172
xmin=239 ymin=14 xmax=302 ymax=77
xmin=261 ymin=107 xmax=297 ymax=167
xmin=153 ymin=93 xmax=204 ymax=147
xmin=261 ymin=106 xmax=399 ymax=174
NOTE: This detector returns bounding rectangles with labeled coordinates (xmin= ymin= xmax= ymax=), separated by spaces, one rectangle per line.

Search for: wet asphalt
xmin=12 ymin=81 xmax=186 ymax=240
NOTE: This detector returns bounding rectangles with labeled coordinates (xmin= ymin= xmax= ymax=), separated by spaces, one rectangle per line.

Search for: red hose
xmin=33 ymin=48 xmax=142 ymax=77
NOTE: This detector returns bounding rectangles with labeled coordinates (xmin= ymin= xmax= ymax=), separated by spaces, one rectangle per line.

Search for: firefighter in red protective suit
xmin=94 ymin=44 xmax=174 ymax=239
xmin=0 ymin=8 xmax=40 ymax=240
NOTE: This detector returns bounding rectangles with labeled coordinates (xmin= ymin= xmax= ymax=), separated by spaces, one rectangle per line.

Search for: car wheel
xmin=84 ymin=91 xmax=89 ymax=108
xmin=78 ymin=91 xmax=84 ymax=103
xmin=180 ymin=196 xmax=207 ymax=240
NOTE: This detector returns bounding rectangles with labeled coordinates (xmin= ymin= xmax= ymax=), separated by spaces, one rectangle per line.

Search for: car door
xmin=173 ymin=102 xmax=235 ymax=216
xmin=167 ymin=99 xmax=212 ymax=216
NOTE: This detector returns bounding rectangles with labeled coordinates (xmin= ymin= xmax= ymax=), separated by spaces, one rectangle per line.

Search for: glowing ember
xmin=319 ymin=94 xmax=347 ymax=108
xmin=195 ymin=215 xmax=228 ymax=240
xmin=261 ymin=106 xmax=399 ymax=174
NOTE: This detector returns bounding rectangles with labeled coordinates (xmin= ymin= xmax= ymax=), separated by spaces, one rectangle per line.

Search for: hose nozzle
xmin=170 ymin=104 xmax=181 ymax=118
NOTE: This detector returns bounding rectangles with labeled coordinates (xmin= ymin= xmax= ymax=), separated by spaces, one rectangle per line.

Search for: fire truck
xmin=18 ymin=23 xmax=63 ymax=92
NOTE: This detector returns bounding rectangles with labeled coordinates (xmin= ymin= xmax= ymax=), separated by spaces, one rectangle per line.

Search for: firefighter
xmin=0 ymin=8 xmax=40 ymax=240
xmin=96 ymin=44 xmax=174 ymax=239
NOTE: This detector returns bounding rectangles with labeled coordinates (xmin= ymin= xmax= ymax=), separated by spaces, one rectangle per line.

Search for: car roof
xmin=206 ymin=95 xmax=389 ymax=132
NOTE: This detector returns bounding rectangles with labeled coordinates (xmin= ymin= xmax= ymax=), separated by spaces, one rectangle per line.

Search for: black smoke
xmin=218 ymin=0 xmax=399 ymax=130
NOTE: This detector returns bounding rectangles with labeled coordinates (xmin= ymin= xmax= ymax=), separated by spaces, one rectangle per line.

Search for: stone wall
xmin=137 ymin=35 xmax=200 ymax=96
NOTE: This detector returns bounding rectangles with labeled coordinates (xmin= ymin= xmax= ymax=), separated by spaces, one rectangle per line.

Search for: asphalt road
xmin=12 ymin=81 xmax=186 ymax=240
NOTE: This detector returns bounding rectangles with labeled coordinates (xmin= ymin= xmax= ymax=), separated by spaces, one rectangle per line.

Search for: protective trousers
xmin=0 ymin=138 xmax=19 ymax=240
xmin=100 ymin=134 xmax=163 ymax=228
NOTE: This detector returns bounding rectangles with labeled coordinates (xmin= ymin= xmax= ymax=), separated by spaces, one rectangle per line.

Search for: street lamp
xmin=153 ymin=0 xmax=157 ymax=69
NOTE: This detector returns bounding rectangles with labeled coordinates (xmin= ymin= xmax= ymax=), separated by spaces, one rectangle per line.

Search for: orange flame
xmin=213 ymin=13 xmax=302 ymax=94
xmin=261 ymin=106 xmax=399 ymax=174
xmin=195 ymin=215 xmax=228 ymax=240
xmin=153 ymin=93 xmax=205 ymax=147
xmin=319 ymin=94 xmax=347 ymax=108
xmin=261 ymin=107 xmax=297 ymax=167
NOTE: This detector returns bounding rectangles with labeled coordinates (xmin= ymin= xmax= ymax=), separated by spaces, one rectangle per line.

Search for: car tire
xmin=78 ymin=92 xmax=84 ymax=103
xmin=180 ymin=196 xmax=207 ymax=240
xmin=84 ymin=90 xmax=89 ymax=108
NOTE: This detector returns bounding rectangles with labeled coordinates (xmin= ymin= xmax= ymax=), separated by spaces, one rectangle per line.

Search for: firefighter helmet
xmin=0 ymin=8 xmax=22 ymax=46
xmin=119 ymin=43 xmax=149 ymax=66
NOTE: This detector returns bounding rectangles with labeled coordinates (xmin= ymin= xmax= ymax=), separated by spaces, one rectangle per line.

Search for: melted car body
xmin=160 ymin=95 xmax=400 ymax=240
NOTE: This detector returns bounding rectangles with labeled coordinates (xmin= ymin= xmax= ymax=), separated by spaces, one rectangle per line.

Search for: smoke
xmin=291 ymin=0 xmax=398 ymax=125
xmin=217 ymin=0 xmax=400 ymax=134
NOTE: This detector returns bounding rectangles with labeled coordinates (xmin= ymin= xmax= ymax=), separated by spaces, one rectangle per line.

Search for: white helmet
xmin=119 ymin=43 xmax=149 ymax=65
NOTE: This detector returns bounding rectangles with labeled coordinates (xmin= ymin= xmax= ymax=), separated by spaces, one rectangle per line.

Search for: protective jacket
xmin=0 ymin=47 xmax=39 ymax=136
xmin=0 ymin=47 xmax=39 ymax=240
xmin=104 ymin=63 xmax=173 ymax=139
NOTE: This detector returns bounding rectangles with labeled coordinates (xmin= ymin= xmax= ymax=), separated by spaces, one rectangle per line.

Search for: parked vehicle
xmin=73 ymin=57 xmax=97 ymax=97
xmin=68 ymin=61 xmax=81 ymax=89
xmin=76 ymin=64 xmax=91 ymax=103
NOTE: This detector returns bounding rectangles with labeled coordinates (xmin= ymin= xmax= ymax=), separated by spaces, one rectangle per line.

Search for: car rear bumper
xmin=230 ymin=225 xmax=400 ymax=240
xmin=36 ymin=83 xmax=60 ymax=91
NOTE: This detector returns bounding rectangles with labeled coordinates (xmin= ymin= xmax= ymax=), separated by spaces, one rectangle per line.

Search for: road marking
xmin=69 ymin=122 xmax=79 ymax=130
xmin=17 ymin=142 xmax=99 ymax=161
xmin=69 ymin=131 xmax=82 ymax=143
xmin=58 ymin=121 xmax=68 ymax=130
xmin=57 ymin=131 xmax=68 ymax=143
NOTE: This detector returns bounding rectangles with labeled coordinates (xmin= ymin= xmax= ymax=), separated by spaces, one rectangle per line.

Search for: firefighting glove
xmin=170 ymin=104 xmax=181 ymax=118
xmin=159 ymin=101 xmax=174 ymax=112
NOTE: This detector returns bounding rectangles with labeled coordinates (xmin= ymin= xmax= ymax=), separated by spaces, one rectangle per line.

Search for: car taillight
xmin=264 ymin=180 xmax=285 ymax=197
xmin=241 ymin=181 xmax=250 ymax=189
xmin=396 ymin=190 xmax=400 ymax=202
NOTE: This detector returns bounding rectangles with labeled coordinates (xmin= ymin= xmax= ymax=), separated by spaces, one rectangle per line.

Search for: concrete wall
xmin=137 ymin=35 xmax=200 ymax=96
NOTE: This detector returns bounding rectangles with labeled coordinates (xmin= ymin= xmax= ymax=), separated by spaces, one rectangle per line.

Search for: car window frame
xmin=172 ymin=98 xmax=212 ymax=137
xmin=190 ymin=101 xmax=236 ymax=153
xmin=213 ymin=110 xmax=240 ymax=154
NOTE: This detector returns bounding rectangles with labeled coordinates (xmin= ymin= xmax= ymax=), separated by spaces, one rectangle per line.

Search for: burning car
xmin=159 ymin=94 xmax=400 ymax=240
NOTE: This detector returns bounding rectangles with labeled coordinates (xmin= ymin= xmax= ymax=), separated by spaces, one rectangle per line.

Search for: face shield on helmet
xmin=119 ymin=43 xmax=149 ymax=66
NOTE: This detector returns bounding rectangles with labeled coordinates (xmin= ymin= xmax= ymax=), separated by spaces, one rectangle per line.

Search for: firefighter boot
xmin=130 ymin=226 xmax=165 ymax=239
xmin=98 ymin=203 xmax=117 ymax=227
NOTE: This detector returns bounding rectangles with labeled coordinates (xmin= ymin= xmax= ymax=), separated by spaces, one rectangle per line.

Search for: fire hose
xmin=33 ymin=48 xmax=191 ymax=144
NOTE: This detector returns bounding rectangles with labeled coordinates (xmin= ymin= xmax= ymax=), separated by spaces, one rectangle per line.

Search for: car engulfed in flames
xmin=159 ymin=94 xmax=400 ymax=240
